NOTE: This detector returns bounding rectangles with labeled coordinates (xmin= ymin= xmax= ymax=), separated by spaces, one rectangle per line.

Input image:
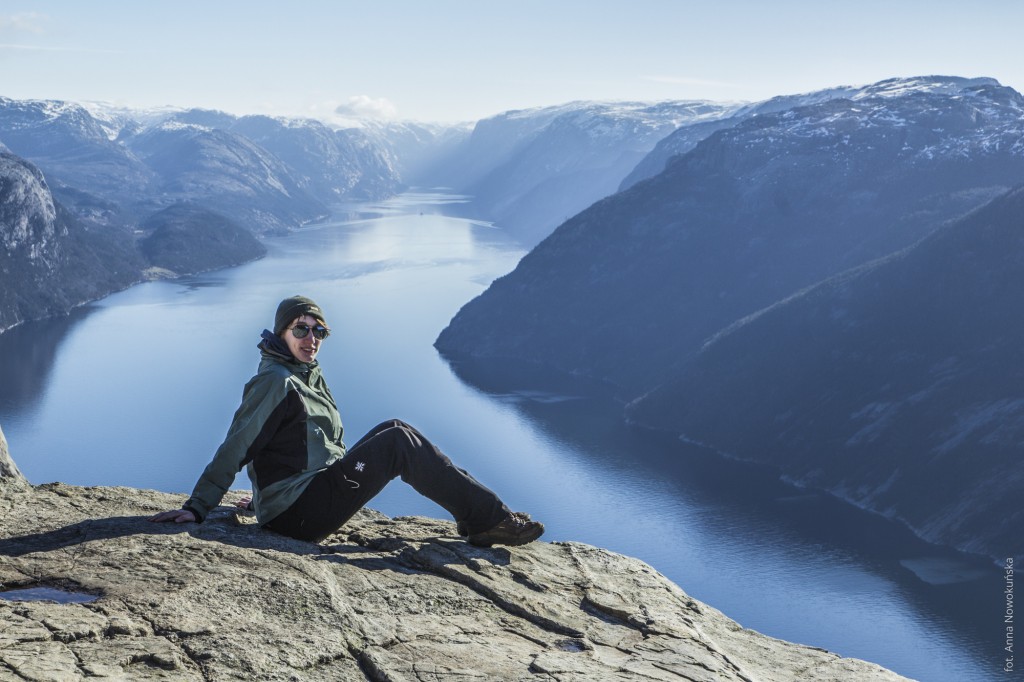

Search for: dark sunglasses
xmin=289 ymin=323 xmax=330 ymax=340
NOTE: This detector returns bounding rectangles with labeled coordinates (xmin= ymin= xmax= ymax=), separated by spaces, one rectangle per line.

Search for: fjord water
xmin=0 ymin=193 xmax=1001 ymax=681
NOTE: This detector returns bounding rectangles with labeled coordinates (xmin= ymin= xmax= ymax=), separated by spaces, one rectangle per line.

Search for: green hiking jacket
xmin=183 ymin=344 xmax=346 ymax=525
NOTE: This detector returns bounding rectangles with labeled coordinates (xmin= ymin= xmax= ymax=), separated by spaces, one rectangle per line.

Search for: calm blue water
xmin=0 ymin=192 xmax=1008 ymax=681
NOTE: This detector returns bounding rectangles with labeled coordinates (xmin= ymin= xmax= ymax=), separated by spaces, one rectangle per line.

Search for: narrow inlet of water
xmin=0 ymin=193 xmax=1005 ymax=681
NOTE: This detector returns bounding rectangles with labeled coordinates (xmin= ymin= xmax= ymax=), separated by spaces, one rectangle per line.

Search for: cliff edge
xmin=0 ymin=426 xmax=26 ymax=494
xmin=0 ymin=439 xmax=907 ymax=681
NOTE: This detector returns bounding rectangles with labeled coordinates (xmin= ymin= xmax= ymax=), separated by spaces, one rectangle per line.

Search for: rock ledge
xmin=1 ymin=471 xmax=908 ymax=680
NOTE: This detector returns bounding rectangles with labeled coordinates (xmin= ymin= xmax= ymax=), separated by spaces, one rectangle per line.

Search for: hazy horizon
xmin=2 ymin=0 xmax=1022 ymax=125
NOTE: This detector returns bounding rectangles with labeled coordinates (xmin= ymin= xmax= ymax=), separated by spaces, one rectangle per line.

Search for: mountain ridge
xmin=435 ymin=75 xmax=1024 ymax=561
xmin=627 ymin=183 xmax=1024 ymax=560
xmin=436 ymin=75 xmax=1024 ymax=392
xmin=430 ymin=99 xmax=739 ymax=245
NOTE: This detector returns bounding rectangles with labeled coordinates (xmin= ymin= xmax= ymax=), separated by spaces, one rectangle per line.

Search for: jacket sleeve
xmin=183 ymin=372 xmax=291 ymax=522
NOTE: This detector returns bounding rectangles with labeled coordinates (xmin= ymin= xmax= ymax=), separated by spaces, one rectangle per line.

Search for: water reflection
xmin=0 ymin=306 xmax=94 ymax=419
xmin=0 ymin=585 xmax=98 ymax=604
xmin=0 ymin=192 xmax=1002 ymax=681
xmin=446 ymin=355 xmax=1000 ymax=681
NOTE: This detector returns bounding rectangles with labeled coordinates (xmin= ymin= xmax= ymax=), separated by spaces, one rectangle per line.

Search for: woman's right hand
xmin=148 ymin=509 xmax=197 ymax=524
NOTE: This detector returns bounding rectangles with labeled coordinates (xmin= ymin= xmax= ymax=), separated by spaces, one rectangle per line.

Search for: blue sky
xmin=1 ymin=0 xmax=1021 ymax=123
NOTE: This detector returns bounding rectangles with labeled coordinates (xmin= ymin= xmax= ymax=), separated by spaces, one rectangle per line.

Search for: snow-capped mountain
xmin=355 ymin=119 xmax=472 ymax=187
xmin=0 ymin=96 xmax=155 ymax=202
xmin=620 ymin=75 xmax=1010 ymax=190
xmin=126 ymin=120 xmax=328 ymax=234
xmin=0 ymin=97 xmax=406 ymax=234
xmin=431 ymin=100 xmax=737 ymax=245
xmin=79 ymin=101 xmax=185 ymax=141
xmin=437 ymin=76 xmax=1024 ymax=388
xmin=0 ymin=96 xmax=410 ymax=328
xmin=435 ymin=75 xmax=1024 ymax=560
xmin=436 ymin=74 xmax=1024 ymax=562
xmin=181 ymin=112 xmax=404 ymax=202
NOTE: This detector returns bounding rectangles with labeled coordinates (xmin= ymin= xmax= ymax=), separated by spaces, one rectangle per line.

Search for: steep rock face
xmin=0 ymin=97 xmax=154 ymax=202
xmin=127 ymin=122 xmax=326 ymax=234
xmin=229 ymin=115 xmax=401 ymax=201
xmin=436 ymin=101 xmax=736 ymax=245
xmin=627 ymin=185 xmax=1024 ymax=560
xmin=0 ymin=475 xmax=908 ymax=681
xmin=0 ymin=426 xmax=28 ymax=525
xmin=0 ymin=152 xmax=59 ymax=257
xmin=139 ymin=204 xmax=267 ymax=275
xmin=358 ymin=120 xmax=472 ymax=186
xmin=162 ymin=109 xmax=405 ymax=203
xmin=437 ymin=77 xmax=1024 ymax=394
xmin=0 ymin=153 xmax=141 ymax=331
xmin=0 ymin=425 xmax=25 ymax=486
xmin=332 ymin=127 xmax=404 ymax=200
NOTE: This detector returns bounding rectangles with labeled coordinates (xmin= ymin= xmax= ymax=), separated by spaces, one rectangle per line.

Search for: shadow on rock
xmin=0 ymin=506 xmax=511 ymax=567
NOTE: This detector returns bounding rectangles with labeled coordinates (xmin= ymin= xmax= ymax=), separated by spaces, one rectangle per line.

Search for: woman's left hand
xmin=148 ymin=509 xmax=197 ymax=524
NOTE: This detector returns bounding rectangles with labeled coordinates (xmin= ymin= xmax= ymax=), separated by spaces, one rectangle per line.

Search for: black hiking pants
xmin=265 ymin=419 xmax=510 ymax=543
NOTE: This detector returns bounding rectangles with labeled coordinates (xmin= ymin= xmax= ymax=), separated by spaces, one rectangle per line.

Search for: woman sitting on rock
xmin=150 ymin=295 xmax=544 ymax=547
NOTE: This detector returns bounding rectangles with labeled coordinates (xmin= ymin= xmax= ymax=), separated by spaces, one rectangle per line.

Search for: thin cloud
xmin=334 ymin=95 xmax=398 ymax=120
xmin=0 ymin=12 xmax=48 ymax=33
xmin=0 ymin=43 xmax=120 ymax=54
xmin=1 ymin=13 xmax=118 ymax=54
xmin=642 ymin=75 xmax=740 ymax=89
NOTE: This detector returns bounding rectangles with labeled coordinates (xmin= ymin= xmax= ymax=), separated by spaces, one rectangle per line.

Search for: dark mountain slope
xmin=0 ymin=152 xmax=141 ymax=331
xmin=139 ymin=203 xmax=266 ymax=275
xmin=627 ymin=185 xmax=1024 ymax=559
xmin=436 ymin=77 xmax=1024 ymax=395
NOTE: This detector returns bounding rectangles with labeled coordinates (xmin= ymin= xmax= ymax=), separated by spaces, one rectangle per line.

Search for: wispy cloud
xmin=642 ymin=75 xmax=740 ymax=89
xmin=0 ymin=43 xmax=119 ymax=54
xmin=0 ymin=12 xmax=48 ymax=34
xmin=334 ymin=95 xmax=398 ymax=120
xmin=1 ymin=13 xmax=118 ymax=54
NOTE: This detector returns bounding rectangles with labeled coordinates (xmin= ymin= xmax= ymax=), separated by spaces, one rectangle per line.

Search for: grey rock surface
xmin=0 ymin=477 xmax=909 ymax=681
xmin=0 ymin=425 xmax=25 ymax=485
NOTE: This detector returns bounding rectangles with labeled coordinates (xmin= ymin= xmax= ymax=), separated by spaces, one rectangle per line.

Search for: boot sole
xmin=468 ymin=523 xmax=544 ymax=548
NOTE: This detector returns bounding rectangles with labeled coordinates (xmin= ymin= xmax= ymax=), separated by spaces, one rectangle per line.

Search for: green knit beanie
xmin=274 ymin=295 xmax=326 ymax=334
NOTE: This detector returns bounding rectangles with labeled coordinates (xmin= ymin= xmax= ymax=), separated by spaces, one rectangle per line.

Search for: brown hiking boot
xmin=467 ymin=512 xmax=544 ymax=547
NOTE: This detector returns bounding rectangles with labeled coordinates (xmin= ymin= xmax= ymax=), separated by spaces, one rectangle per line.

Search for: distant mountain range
xmin=0 ymin=97 xmax=410 ymax=232
xmin=1 ymin=93 xmax=747 ymax=328
xmin=426 ymin=100 xmax=739 ymax=245
xmin=436 ymin=75 xmax=1024 ymax=559
xmin=0 ymin=97 xmax=416 ymax=329
xmin=5 ymin=78 xmax=1024 ymax=560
